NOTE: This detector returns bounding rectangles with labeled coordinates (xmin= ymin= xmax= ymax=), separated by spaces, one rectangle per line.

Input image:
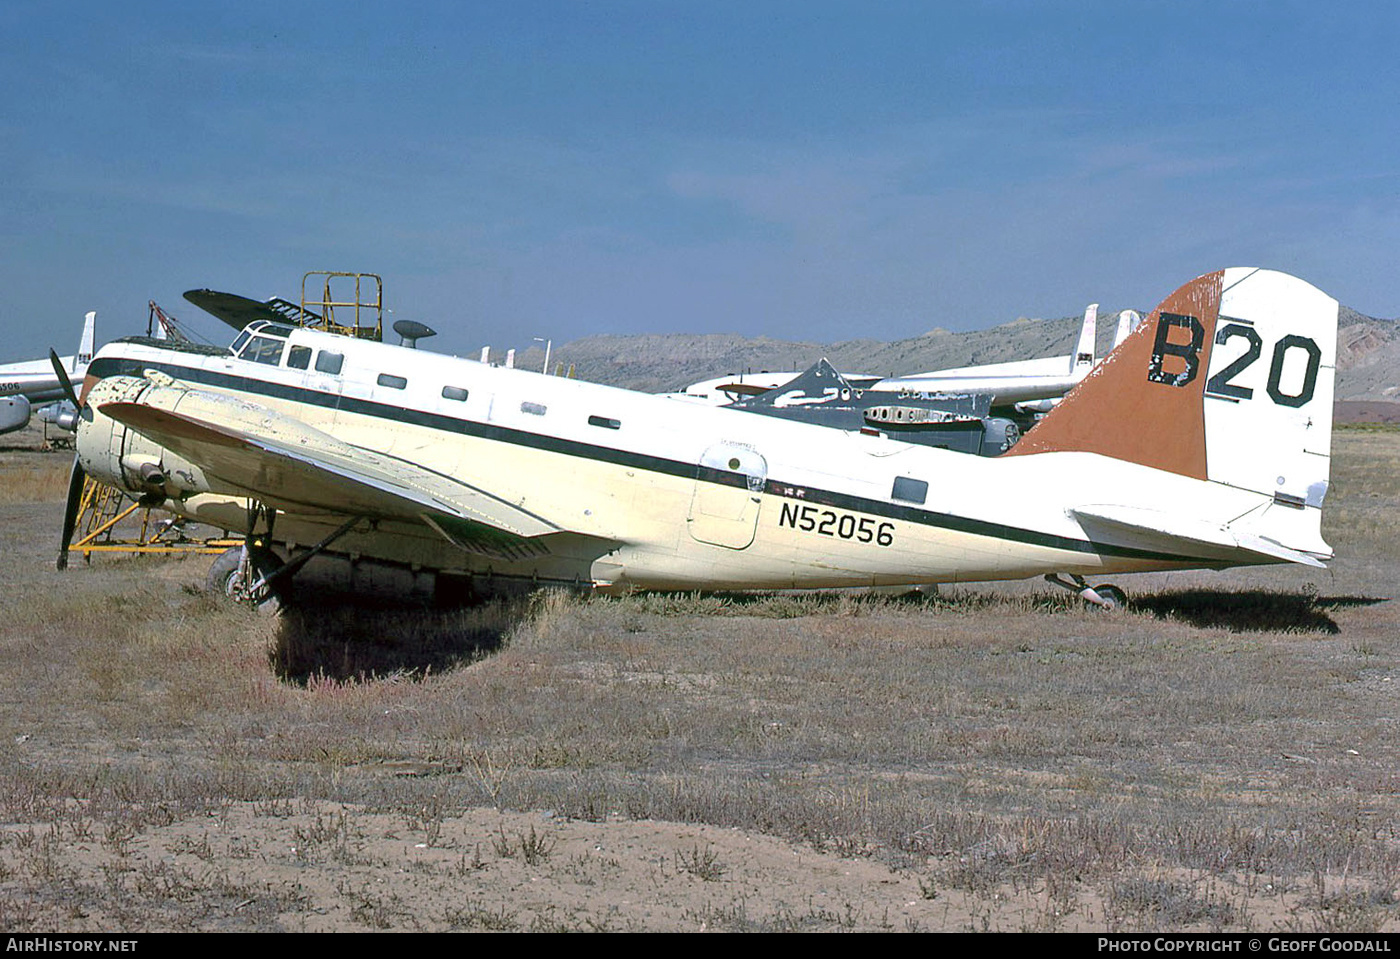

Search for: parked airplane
xmin=56 ymin=268 xmax=1335 ymax=609
xmin=671 ymin=304 xmax=1140 ymax=409
xmin=870 ymin=303 xmax=1117 ymax=405
xmin=723 ymin=358 xmax=1023 ymax=456
xmin=1 ymin=311 xmax=96 ymax=435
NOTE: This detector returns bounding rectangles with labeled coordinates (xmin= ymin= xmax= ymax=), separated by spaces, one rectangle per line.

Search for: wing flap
xmin=101 ymin=396 xmax=562 ymax=561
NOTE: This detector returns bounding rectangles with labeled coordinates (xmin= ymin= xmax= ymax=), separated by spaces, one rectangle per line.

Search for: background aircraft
xmin=671 ymin=304 xmax=1140 ymax=411
xmin=0 ymin=311 xmax=95 ymax=435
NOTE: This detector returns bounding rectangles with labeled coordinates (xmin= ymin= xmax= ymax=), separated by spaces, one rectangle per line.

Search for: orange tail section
xmin=1007 ymin=270 xmax=1224 ymax=478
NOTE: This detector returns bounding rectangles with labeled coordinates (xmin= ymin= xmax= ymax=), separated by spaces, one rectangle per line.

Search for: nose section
xmin=75 ymin=376 xmax=151 ymax=491
xmin=77 ymin=373 xmax=98 ymax=408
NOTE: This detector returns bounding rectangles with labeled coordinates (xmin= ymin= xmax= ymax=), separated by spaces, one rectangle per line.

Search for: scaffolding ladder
xmin=300 ymin=271 xmax=383 ymax=341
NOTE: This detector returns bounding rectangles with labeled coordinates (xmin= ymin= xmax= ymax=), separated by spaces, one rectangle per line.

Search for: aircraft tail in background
xmin=0 ymin=311 xmax=98 ymax=434
xmin=1069 ymin=302 xmax=1097 ymax=377
xmin=75 ymin=311 xmax=96 ymax=369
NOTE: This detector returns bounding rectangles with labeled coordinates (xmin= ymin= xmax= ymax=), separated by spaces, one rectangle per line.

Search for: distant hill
xmin=528 ymin=306 xmax=1399 ymax=401
xmin=1335 ymin=307 xmax=1400 ymax=401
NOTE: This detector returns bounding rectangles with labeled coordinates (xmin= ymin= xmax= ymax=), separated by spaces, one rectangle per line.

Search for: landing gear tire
xmin=1043 ymin=573 xmax=1128 ymax=610
xmin=207 ymin=545 xmax=284 ymax=612
xmin=1091 ymin=584 xmax=1127 ymax=610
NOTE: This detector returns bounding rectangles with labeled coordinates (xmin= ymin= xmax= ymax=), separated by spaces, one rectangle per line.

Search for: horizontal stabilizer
xmin=100 ymin=397 xmax=562 ymax=561
xmin=1071 ymin=504 xmax=1327 ymax=569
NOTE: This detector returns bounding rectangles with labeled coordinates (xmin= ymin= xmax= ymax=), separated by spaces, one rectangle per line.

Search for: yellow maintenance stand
xmin=65 ymin=479 xmax=240 ymax=562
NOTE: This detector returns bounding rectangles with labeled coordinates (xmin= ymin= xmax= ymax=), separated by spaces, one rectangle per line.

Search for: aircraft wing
xmin=1070 ymin=504 xmax=1328 ymax=568
xmin=183 ymin=290 xmax=321 ymax=331
xmin=99 ymin=398 xmax=563 ymax=561
xmin=871 ymin=368 xmax=1079 ymax=405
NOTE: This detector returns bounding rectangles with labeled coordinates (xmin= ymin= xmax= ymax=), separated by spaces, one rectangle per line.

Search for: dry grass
xmin=0 ymin=431 xmax=1397 ymax=930
xmin=0 ymin=455 xmax=70 ymax=505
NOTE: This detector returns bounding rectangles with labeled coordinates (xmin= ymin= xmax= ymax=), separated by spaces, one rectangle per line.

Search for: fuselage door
xmin=295 ymin=343 xmax=347 ymax=431
xmin=688 ymin=443 xmax=767 ymax=549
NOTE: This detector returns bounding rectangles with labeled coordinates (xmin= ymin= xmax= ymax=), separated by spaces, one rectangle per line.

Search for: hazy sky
xmin=3 ymin=1 xmax=1397 ymax=360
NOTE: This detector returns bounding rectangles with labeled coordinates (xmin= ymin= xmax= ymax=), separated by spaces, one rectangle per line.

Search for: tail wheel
xmin=1092 ymin=584 xmax=1127 ymax=609
xmin=1043 ymin=573 xmax=1128 ymax=610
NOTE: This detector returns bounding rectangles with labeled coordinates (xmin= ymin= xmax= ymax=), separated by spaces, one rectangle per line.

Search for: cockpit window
xmin=240 ymin=336 xmax=285 ymax=366
xmin=229 ymin=330 xmax=251 ymax=356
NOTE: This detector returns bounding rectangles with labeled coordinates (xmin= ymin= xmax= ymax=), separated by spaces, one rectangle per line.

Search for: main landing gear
xmin=207 ymin=501 xmax=285 ymax=610
xmin=206 ymin=502 xmax=367 ymax=611
xmin=1045 ymin=573 xmax=1128 ymax=610
xmin=207 ymin=542 xmax=284 ymax=610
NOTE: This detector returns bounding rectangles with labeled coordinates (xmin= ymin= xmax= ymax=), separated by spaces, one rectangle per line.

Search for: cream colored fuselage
xmin=78 ymin=328 xmax=1283 ymax=593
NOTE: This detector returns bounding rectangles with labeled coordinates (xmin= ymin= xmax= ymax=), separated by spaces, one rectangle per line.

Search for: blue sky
xmin=3 ymin=1 xmax=1397 ymax=360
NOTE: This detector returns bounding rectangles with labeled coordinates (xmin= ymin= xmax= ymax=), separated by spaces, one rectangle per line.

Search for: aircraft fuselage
xmin=77 ymin=321 xmax=1283 ymax=594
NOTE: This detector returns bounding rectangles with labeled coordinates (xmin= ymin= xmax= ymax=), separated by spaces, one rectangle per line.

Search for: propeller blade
xmin=48 ymin=349 xmax=81 ymax=408
xmin=57 ymin=455 xmax=85 ymax=571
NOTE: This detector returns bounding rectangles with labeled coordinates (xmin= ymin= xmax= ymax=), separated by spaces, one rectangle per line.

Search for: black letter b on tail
xmin=1148 ymin=313 xmax=1205 ymax=387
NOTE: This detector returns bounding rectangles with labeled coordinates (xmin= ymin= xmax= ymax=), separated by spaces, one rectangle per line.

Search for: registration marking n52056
xmin=778 ymin=502 xmax=894 ymax=547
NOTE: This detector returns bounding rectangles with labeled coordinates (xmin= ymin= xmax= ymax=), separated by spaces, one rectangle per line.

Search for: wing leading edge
xmin=99 ymin=391 xmax=565 ymax=562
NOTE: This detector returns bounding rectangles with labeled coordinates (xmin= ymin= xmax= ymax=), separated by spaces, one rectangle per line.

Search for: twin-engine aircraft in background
xmin=1 ymin=311 xmax=96 ymax=436
xmin=56 ymin=268 xmax=1336 ymax=608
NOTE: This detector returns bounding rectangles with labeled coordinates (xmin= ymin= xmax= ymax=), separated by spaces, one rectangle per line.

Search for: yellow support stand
xmin=69 ymin=478 xmax=239 ymax=560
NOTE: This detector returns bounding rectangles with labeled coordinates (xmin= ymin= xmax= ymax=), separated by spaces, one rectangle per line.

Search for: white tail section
xmin=1113 ymin=309 xmax=1140 ymax=348
xmin=75 ymin=311 xmax=96 ymax=368
xmin=1070 ymin=303 xmax=1097 ymax=377
xmin=1204 ymin=268 xmax=1336 ymax=547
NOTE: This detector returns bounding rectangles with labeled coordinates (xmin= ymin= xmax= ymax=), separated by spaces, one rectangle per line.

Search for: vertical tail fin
xmin=1113 ymin=309 xmax=1141 ymax=348
xmin=74 ymin=311 xmax=96 ymax=370
xmin=1069 ymin=303 xmax=1098 ymax=378
xmin=1010 ymin=268 xmax=1338 ymax=505
xmin=1009 ymin=270 xmax=1226 ymax=476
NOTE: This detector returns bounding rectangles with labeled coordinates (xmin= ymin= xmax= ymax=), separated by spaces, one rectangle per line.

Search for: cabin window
xmin=242 ymin=336 xmax=285 ymax=366
xmin=286 ymin=345 xmax=311 ymax=370
xmin=588 ymin=415 xmax=621 ymax=430
xmin=441 ymin=386 xmax=469 ymax=401
xmin=315 ymin=351 xmax=344 ymax=374
xmin=892 ymin=476 xmax=928 ymax=505
xmin=520 ymin=401 xmax=546 ymax=416
xmin=377 ymin=373 xmax=408 ymax=390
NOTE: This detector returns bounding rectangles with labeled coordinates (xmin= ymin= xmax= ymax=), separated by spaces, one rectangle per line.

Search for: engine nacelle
xmin=0 ymin=395 xmax=32 ymax=435
xmin=76 ymin=375 xmax=215 ymax=501
xmin=37 ymin=402 xmax=79 ymax=432
xmin=983 ymin=416 xmax=1022 ymax=454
